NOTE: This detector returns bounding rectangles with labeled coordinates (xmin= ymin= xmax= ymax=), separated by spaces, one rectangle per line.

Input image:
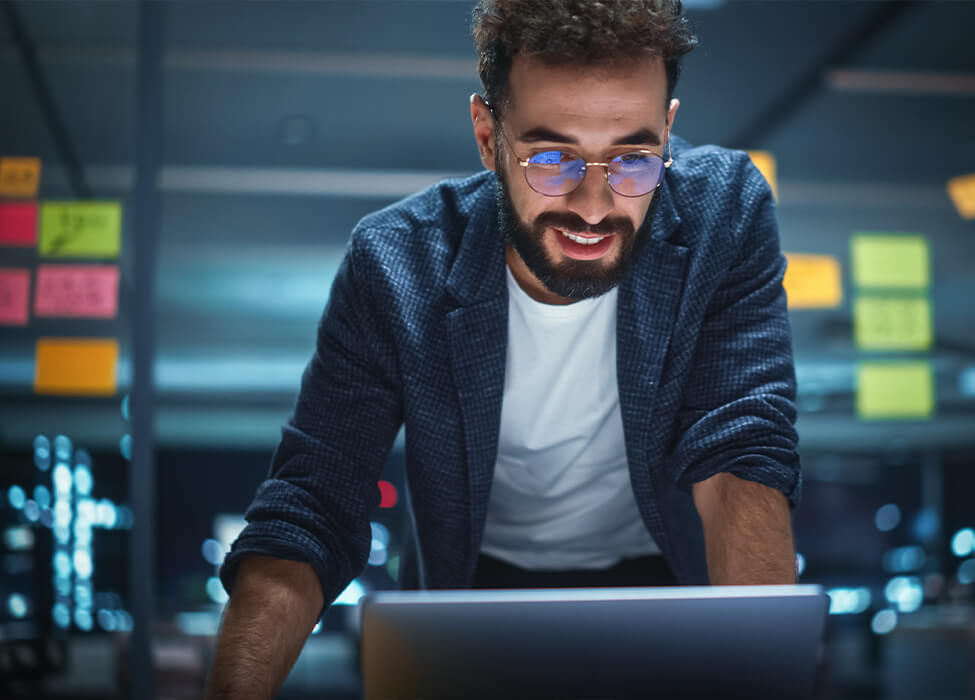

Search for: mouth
xmin=554 ymin=229 xmax=616 ymax=261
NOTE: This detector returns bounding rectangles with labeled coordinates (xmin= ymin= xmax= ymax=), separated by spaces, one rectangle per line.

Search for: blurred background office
xmin=0 ymin=0 xmax=973 ymax=698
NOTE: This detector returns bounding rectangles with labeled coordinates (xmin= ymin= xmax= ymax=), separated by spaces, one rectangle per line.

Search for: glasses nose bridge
xmin=577 ymin=160 xmax=613 ymax=190
xmin=569 ymin=160 xmax=617 ymax=218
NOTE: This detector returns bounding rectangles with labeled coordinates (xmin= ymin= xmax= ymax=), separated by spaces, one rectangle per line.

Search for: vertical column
xmin=130 ymin=1 xmax=166 ymax=698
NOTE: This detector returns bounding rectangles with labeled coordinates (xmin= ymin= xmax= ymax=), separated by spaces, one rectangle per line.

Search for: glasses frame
xmin=493 ymin=116 xmax=673 ymax=198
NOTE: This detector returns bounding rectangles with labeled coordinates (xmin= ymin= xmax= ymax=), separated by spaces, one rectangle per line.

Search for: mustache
xmin=532 ymin=211 xmax=635 ymax=237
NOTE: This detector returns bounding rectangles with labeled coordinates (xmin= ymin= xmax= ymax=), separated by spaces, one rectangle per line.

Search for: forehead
xmin=504 ymin=55 xmax=669 ymax=138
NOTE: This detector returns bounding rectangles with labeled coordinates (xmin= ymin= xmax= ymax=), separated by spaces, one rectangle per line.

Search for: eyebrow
xmin=517 ymin=126 xmax=662 ymax=148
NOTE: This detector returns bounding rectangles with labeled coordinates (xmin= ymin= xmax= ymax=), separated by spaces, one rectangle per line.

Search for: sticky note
xmin=783 ymin=253 xmax=842 ymax=309
xmin=851 ymin=234 xmax=928 ymax=289
xmin=854 ymin=296 xmax=932 ymax=351
xmin=857 ymin=361 xmax=934 ymax=420
xmin=0 ymin=201 xmax=38 ymax=246
xmin=34 ymin=265 xmax=120 ymax=319
xmin=947 ymin=173 xmax=975 ymax=220
xmin=0 ymin=268 xmax=31 ymax=325
xmin=39 ymin=201 xmax=121 ymax=258
xmin=35 ymin=338 xmax=118 ymax=396
xmin=747 ymin=150 xmax=777 ymax=200
xmin=0 ymin=157 xmax=41 ymax=198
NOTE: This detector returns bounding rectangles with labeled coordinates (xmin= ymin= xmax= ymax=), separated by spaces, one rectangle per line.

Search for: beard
xmin=496 ymin=162 xmax=659 ymax=301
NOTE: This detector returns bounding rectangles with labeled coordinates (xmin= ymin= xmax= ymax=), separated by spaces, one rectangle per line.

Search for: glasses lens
xmin=608 ymin=152 xmax=664 ymax=197
xmin=525 ymin=151 xmax=585 ymax=196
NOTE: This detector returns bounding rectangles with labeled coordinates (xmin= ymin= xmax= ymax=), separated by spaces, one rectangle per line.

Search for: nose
xmin=566 ymin=163 xmax=615 ymax=225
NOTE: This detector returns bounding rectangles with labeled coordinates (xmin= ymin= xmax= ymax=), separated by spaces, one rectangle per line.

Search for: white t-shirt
xmin=480 ymin=267 xmax=660 ymax=570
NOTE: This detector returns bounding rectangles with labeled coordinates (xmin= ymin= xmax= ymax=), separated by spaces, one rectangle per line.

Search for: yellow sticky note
xmin=857 ymin=361 xmax=934 ymax=420
xmin=855 ymin=296 xmax=932 ymax=351
xmin=783 ymin=253 xmax=842 ymax=309
xmin=947 ymin=173 xmax=975 ymax=220
xmin=0 ymin=157 xmax=42 ymax=198
xmin=851 ymin=234 xmax=928 ymax=289
xmin=39 ymin=201 xmax=122 ymax=258
xmin=747 ymin=150 xmax=777 ymax=200
xmin=35 ymin=338 xmax=118 ymax=396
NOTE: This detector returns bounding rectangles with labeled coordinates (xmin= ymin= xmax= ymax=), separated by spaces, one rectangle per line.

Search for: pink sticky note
xmin=0 ymin=268 xmax=31 ymax=325
xmin=0 ymin=202 xmax=38 ymax=246
xmin=34 ymin=264 xmax=119 ymax=319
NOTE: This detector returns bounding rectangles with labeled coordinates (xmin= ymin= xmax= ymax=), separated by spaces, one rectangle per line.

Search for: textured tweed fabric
xmin=219 ymin=136 xmax=800 ymax=609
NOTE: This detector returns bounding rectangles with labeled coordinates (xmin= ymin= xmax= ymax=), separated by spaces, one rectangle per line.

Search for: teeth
xmin=561 ymin=231 xmax=607 ymax=245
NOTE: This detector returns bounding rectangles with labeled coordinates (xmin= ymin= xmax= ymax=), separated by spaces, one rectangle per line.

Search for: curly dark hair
xmin=472 ymin=0 xmax=698 ymax=115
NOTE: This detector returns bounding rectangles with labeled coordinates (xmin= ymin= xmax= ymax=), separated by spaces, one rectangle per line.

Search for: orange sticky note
xmin=0 ymin=268 xmax=31 ymax=325
xmin=34 ymin=265 xmax=119 ymax=319
xmin=783 ymin=253 xmax=843 ymax=309
xmin=747 ymin=150 xmax=778 ymax=200
xmin=947 ymin=173 xmax=975 ymax=220
xmin=0 ymin=157 xmax=41 ymax=198
xmin=35 ymin=338 xmax=118 ymax=396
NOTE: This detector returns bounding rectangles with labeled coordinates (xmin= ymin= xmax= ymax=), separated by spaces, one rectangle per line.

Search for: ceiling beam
xmin=728 ymin=0 xmax=918 ymax=150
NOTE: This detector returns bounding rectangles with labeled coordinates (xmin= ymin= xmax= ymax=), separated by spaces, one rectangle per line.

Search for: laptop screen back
xmin=360 ymin=585 xmax=828 ymax=700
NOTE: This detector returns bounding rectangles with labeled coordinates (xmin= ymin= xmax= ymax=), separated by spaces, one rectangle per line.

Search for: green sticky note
xmin=851 ymin=234 xmax=929 ymax=289
xmin=39 ymin=201 xmax=122 ymax=258
xmin=857 ymin=361 xmax=934 ymax=420
xmin=854 ymin=296 xmax=932 ymax=351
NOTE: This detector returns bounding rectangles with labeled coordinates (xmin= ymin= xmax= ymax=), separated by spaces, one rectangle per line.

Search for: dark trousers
xmin=472 ymin=552 xmax=677 ymax=589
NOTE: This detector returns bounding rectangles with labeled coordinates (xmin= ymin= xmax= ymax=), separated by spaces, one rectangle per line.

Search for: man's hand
xmin=205 ymin=555 xmax=323 ymax=700
xmin=692 ymin=472 xmax=796 ymax=585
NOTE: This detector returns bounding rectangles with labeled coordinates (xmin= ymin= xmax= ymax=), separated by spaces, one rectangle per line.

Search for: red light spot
xmin=378 ymin=480 xmax=398 ymax=508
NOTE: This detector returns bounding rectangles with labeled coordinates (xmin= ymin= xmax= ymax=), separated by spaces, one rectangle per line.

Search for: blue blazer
xmin=221 ymin=137 xmax=801 ymax=606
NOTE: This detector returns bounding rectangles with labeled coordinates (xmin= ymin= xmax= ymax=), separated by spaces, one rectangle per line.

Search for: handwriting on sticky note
xmin=39 ymin=202 xmax=121 ymax=258
xmin=0 ymin=157 xmax=41 ymax=198
xmin=947 ymin=173 xmax=975 ymax=220
xmin=783 ymin=253 xmax=842 ymax=309
xmin=746 ymin=150 xmax=778 ymax=200
xmin=854 ymin=296 xmax=932 ymax=351
xmin=34 ymin=338 xmax=118 ymax=396
xmin=0 ymin=201 xmax=38 ymax=247
xmin=34 ymin=265 xmax=120 ymax=319
xmin=851 ymin=234 xmax=929 ymax=289
xmin=857 ymin=361 xmax=934 ymax=420
xmin=0 ymin=268 xmax=31 ymax=325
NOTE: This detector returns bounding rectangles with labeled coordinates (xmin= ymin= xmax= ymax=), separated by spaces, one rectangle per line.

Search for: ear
xmin=666 ymin=98 xmax=680 ymax=139
xmin=470 ymin=93 xmax=497 ymax=172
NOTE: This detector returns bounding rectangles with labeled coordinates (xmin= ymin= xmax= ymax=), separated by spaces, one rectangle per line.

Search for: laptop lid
xmin=360 ymin=585 xmax=828 ymax=700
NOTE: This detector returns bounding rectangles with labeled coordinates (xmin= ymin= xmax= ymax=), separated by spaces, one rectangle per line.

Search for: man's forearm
xmin=692 ymin=472 xmax=796 ymax=585
xmin=206 ymin=555 xmax=324 ymax=700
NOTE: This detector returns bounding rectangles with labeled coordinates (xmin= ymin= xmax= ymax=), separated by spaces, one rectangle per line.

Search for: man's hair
xmin=472 ymin=0 xmax=698 ymax=116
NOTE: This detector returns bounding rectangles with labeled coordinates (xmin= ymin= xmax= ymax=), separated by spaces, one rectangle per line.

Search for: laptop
xmin=360 ymin=585 xmax=829 ymax=700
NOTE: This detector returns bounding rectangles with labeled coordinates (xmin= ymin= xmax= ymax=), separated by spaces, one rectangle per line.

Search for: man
xmin=206 ymin=1 xmax=800 ymax=697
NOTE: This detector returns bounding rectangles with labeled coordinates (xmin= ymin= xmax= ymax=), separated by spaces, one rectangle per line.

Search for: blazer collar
xmin=445 ymin=174 xmax=507 ymax=307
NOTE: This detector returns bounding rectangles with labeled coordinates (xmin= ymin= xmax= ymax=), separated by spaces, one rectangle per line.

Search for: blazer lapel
xmin=617 ymin=179 xmax=689 ymax=537
xmin=445 ymin=184 xmax=507 ymax=583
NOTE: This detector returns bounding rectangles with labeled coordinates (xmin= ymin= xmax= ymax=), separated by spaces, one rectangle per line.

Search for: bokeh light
xmin=8 ymin=593 xmax=28 ymax=619
xmin=874 ymin=503 xmax=901 ymax=532
xmin=7 ymin=485 xmax=26 ymax=510
xmin=884 ymin=576 xmax=923 ymax=613
xmin=950 ymin=528 xmax=975 ymax=557
xmin=206 ymin=576 xmax=230 ymax=604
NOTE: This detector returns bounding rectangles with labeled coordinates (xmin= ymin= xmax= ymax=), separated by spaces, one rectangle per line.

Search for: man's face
xmin=472 ymin=55 xmax=678 ymax=304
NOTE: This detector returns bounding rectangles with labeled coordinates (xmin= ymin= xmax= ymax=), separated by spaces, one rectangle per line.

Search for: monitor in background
xmin=360 ymin=585 xmax=829 ymax=700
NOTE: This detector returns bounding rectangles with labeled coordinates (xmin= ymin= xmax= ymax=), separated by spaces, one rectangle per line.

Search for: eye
xmin=528 ymin=150 xmax=580 ymax=166
xmin=616 ymin=152 xmax=651 ymax=164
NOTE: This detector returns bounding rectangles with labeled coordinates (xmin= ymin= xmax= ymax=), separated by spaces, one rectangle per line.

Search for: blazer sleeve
xmin=668 ymin=158 xmax=801 ymax=508
xmin=219 ymin=231 xmax=403 ymax=611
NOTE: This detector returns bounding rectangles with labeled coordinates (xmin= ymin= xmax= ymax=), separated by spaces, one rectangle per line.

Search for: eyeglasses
xmin=496 ymin=123 xmax=673 ymax=198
